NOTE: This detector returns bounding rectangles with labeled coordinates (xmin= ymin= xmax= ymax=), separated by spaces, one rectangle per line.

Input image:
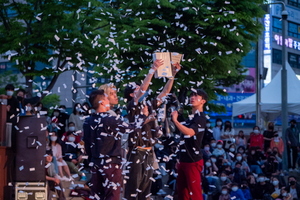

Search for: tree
xmin=0 ymin=0 xmax=116 ymax=96
xmin=97 ymin=0 xmax=265 ymax=112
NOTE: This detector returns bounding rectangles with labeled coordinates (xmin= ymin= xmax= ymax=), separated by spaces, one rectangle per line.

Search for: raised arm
xmin=133 ymin=59 xmax=163 ymax=103
xmin=156 ymin=63 xmax=181 ymax=106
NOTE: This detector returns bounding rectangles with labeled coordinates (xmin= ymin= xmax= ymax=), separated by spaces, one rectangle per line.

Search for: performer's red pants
xmin=177 ymin=159 xmax=204 ymax=200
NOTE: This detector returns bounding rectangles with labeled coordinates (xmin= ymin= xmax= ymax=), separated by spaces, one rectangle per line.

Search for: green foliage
xmin=0 ymin=71 xmax=23 ymax=94
xmin=0 ymin=0 xmax=117 ymax=92
xmin=41 ymin=94 xmax=60 ymax=110
xmin=97 ymin=0 xmax=265 ymax=113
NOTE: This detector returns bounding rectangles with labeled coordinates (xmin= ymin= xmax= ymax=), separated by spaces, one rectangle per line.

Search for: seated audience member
xmin=230 ymin=183 xmax=246 ymax=200
xmin=240 ymin=181 xmax=252 ymax=200
xmin=219 ymin=171 xmax=232 ymax=188
xmin=253 ymin=173 xmax=273 ymax=200
xmin=24 ymin=102 xmax=34 ymax=115
xmin=49 ymin=132 xmax=73 ymax=181
xmin=270 ymin=176 xmax=282 ymax=199
xmin=34 ymin=102 xmax=48 ymax=115
xmin=237 ymin=146 xmax=247 ymax=159
xmin=232 ymin=162 xmax=247 ymax=185
xmin=261 ymin=153 xmax=280 ymax=178
xmin=231 ymin=152 xmax=250 ymax=174
xmin=48 ymin=118 xmax=59 ymax=134
xmin=246 ymin=173 xmax=257 ymax=195
xmin=213 ymin=140 xmax=226 ymax=159
xmin=69 ymin=103 xmax=84 ymax=137
xmin=202 ymin=120 xmax=215 ymax=147
xmin=62 ymin=122 xmax=81 ymax=143
xmin=62 ymin=132 xmax=86 ymax=181
xmin=247 ymin=147 xmax=263 ymax=174
xmin=219 ymin=186 xmax=231 ymax=200
xmin=204 ymin=159 xmax=220 ymax=198
xmin=278 ymin=187 xmax=293 ymax=200
xmin=286 ymin=176 xmax=300 ymax=200
xmin=226 ymin=144 xmax=236 ymax=163
xmin=210 ymin=139 xmax=217 ymax=151
xmin=45 ymin=150 xmax=66 ymax=200
xmin=203 ymin=143 xmax=213 ymax=161
xmin=235 ymin=130 xmax=247 ymax=149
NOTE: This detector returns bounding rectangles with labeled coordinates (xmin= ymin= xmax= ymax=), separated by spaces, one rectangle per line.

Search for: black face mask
xmin=290 ymin=181 xmax=296 ymax=186
xmin=17 ymin=96 xmax=23 ymax=101
xmin=291 ymin=124 xmax=296 ymax=128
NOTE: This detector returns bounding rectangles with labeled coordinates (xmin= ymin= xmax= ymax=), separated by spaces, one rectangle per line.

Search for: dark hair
xmin=68 ymin=122 xmax=75 ymax=127
xmin=290 ymin=119 xmax=296 ymax=124
xmin=189 ymin=89 xmax=208 ymax=101
xmin=17 ymin=88 xmax=26 ymax=94
xmin=5 ymin=84 xmax=15 ymax=91
xmin=89 ymin=90 xmax=106 ymax=110
xmin=224 ymin=121 xmax=232 ymax=132
xmin=59 ymin=105 xmax=66 ymax=109
xmin=45 ymin=150 xmax=53 ymax=156
xmin=73 ymin=103 xmax=82 ymax=115
xmin=124 ymin=82 xmax=139 ymax=102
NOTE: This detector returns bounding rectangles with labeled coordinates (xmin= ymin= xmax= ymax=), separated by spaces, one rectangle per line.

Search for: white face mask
xmin=217 ymin=144 xmax=222 ymax=149
xmin=217 ymin=121 xmax=222 ymax=126
xmin=50 ymin=136 xmax=57 ymax=142
xmin=229 ymin=148 xmax=235 ymax=152
xmin=220 ymin=176 xmax=227 ymax=181
xmin=53 ymin=112 xmax=59 ymax=117
xmin=26 ymin=106 xmax=32 ymax=111
xmin=205 ymin=162 xmax=211 ymax=167
xmin=206 ymin=123 xmax=211 ymax=128
xmin=211 ymin=158 xmax=216 ymax=163
xmin=258 ymin=177 xmax=265 ymax=182
xmin=221 ymin=190 xmax=228 ymax=195
xmin=68 ymin=136 xmax=76 ymax=142
xmin=51 ymin=123 xmax=56 ymax=128
xmin=282 ymin=193 xmax=287 ymax=197
xmin=236 ymin=156 xmax=242 ymax=161
xmin=6 ymin=91 xmax=14 ymax=96
xmin=231 ymin=187 xmax=238 ymax=192
xmin=211 ymin=143 xmax=216 ymax=148
xmin=272 ymin=180 xmax=279 ymax=186
xmin=253 ymin=130 xmax=260 ymax=134
xmin=204 ymin=146 xmax=210 ymax=151
xmin=69 ymin=126 xmax=75 ymax=132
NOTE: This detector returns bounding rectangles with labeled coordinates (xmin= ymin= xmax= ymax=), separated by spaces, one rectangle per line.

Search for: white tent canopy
xmin=232 ymin=63 xmax=300 ymax=119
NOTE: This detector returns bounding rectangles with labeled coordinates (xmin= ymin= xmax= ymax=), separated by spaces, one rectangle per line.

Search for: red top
xmin=249 ymin=133 xmax=264 ymax=149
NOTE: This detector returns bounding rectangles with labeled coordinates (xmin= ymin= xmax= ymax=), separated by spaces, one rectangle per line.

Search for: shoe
xmin=80 ymin=175 xmax=87 ymax=181
xmin=156 ymin=189 xmax=167 ymax=195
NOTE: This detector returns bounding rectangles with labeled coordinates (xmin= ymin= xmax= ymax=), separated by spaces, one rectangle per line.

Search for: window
xmin=288 ymin=0 xmax=300 ymax=8
xmin=272 ymin=17 xmax=282 ymax=33
xmin=272 ymin=49 xmax=282 ymax=64
xmin=288 ymin=52 xmax=300 ymax=69
xmin=288 ymin=22 xmax=300 ymax=39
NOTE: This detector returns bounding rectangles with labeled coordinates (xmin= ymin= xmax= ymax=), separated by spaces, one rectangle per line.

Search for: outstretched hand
xmin=172 ymin=62 xmax=181 ymax=76
xmin=151 ymin=59 xmax=164 ymax=72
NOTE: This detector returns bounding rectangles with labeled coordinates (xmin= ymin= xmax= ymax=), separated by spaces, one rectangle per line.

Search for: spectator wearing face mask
xmin=219 ymin=186 xmax=231 ymax=200
xmin=219 ymin=171 xmax=232 ymax=188
xmin=0 ymin=84 xmax=19 ymax=123
xmin=261 ymin=153 xmax=280 ymax=178
xmin=211 ymin=139 xmax=217 ymax=150
xmin=253 ymin=173 xmax=273 ymax=200
xmin=213 ymin=118 xmax=223 ymax=141
xmin=221 ymin=121 xmax=235 ymax=150
xmin=231 ymin=153 xmax=250 ymax=174
xmin=285 ymin=120 xmax=300 ymax=171
xmin=203 ymin=159 xmax=220 ymax=200
xmin=230 ymin=183 xmax=246 ymax=200
xmin=62 ymin=122 xmax=81 ymax=143
xmin=240 ymin=181 xmax=252 ymax=200
xmin=49 ymin=132 xmax=73 ymax=181
xmin=69 ymin=103 xmax=84 ymax=137
xmin=202 ymin=120 xmax=215 ymax=148
xmin=213 ymin=140 xmax=226 ymax=159
xmin=247 ymin=147 xmax=263 ymax=174
xmin=279 ymin=187 xmax=293 ymax=200
xmin=270 ymin=133 xmax=284 ymax=155
xmin=226 ymin=144 xmax=236 ymax=163
xmin=48 ymin=118 xmax=59 ymax=133
xmin=270 ymin=176 xmax=282 ymax=199
xmin=235 ymin=130 xmax=247 ymax=149
xmin=263 ymin=122 xmax=276 ymax=152
xmin=232 ymin=162 xmax=247 ymax=185
xmin=286 ymin=176 xmax=300 ymax=200
xmin=202 ymin=143 xmax=213 ymax=161
xmin=62 ymin=132 xmax=87 ymax=181
xmin=246 ymin=173 xmax=257 ymax=195
xmin=249 ymin=126 xmax=264 ymax=150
